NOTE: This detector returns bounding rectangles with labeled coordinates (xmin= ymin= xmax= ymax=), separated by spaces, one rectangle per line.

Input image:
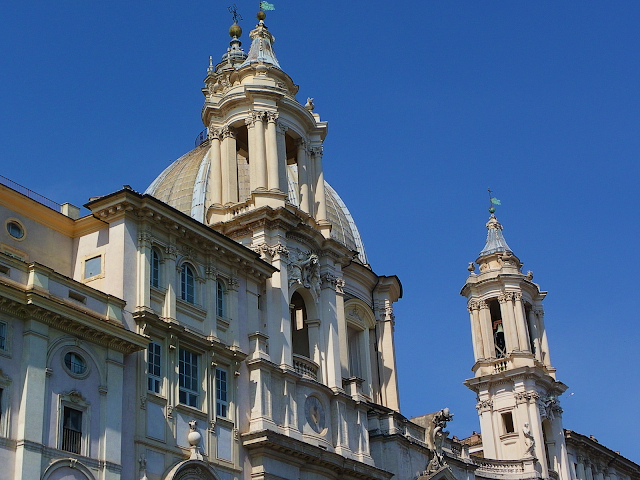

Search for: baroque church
xmin=0 ymin=9 xmax=638 ymax=480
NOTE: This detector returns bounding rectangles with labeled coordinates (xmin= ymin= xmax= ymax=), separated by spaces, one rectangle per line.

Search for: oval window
xmin=7 ymin=221 xmax=24 ymax=239
xmin=64 ymin=352 xmax=87 ymax=375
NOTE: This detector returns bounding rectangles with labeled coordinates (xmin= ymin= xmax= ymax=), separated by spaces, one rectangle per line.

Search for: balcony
xmin=293 ymin=354 xmax=319 ymax=381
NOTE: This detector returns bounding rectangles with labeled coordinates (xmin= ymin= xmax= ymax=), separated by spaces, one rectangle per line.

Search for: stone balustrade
xmin=293 ymin=354 xmax=319 ymax=381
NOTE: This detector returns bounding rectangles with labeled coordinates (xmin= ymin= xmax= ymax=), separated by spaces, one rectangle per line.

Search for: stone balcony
xmin=293 ymin=353 xmax=319 ymax=381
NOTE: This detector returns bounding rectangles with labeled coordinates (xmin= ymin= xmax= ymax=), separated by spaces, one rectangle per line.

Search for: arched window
xmin=216 ymin=280 xmax=225 ymax=317
xmin=290 ymin=292 xmax=310 ymax=358
xmin=151 ymin=248 xmax=160 ymax=288
xmin=181 ymin=264 xmax=196 ymax=304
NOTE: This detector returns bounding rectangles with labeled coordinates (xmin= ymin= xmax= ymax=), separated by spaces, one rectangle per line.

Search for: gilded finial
xmin=228 ymin=4 xmax=243 ymax=37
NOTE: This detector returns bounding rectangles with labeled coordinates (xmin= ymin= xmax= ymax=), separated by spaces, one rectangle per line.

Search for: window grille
xmin=62 ymin=407 xmax=82 ymax=454
xmin=179 ymin=348 xmax=199 ymax=407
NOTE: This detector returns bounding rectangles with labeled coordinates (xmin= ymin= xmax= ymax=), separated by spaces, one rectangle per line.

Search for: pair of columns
xmin=207 ymin=113 xmax=282 ymax=205
xmin=468 ymin=293 xmax=550 ymax=362
xmin=295 ymin=138 xmax=327 ymax=221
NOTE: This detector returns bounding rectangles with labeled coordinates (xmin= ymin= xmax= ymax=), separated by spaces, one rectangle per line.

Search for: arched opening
xmin=290 ymin=291 xmax=309 ymax=358
xmin=489 ymin=299 xmax=506 ymax=358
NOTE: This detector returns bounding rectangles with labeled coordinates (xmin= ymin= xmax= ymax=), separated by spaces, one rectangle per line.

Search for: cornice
xmin=242 ymin=429 xmax=393 ymax=480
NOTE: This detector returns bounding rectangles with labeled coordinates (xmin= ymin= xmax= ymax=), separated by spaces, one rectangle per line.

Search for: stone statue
xmin=425 ymin=408 xmax=454 ymax=474
xmin=287 ymin=250 xmax=321 ymax=300
xmin=523 ymin=422 xmax=535 ymax=457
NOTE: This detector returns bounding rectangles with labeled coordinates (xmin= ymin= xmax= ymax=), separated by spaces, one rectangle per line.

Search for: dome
xmin=145 ymin=144 xmax=368 ymax=265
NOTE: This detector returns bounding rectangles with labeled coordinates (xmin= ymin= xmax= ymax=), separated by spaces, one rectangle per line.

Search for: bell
xmin=496 ymin=323 xmax=504 ymax=334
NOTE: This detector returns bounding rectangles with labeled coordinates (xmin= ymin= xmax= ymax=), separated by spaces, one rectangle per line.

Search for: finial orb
xmin=229 ymin=23 xmax=242 ymax=38
xmin=257 ymin=10 xmax=266 ymax=21
xmin=488 ymin=206 xmax=496 ymax=214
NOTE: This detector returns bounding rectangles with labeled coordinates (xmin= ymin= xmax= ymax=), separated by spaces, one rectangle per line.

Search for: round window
xmin=64 ymin=352 xmax=87 ymax=375
xmin=7 ymin=221 xmax=24 ymax=239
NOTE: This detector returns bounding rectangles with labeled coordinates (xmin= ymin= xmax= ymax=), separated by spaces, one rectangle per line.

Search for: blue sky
xmin=1 ymin=0 xmax=639 ymax=462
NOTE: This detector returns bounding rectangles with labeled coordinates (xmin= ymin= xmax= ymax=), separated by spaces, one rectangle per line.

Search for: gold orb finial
xmin=257 ymin=10 xmax=266 ymax=21
xmin=229 ymin=23 xmax=242 ymax=38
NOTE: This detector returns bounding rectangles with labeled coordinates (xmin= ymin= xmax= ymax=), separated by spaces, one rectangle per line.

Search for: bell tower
xmin=461 ymin=212 xmax=571 ymax=480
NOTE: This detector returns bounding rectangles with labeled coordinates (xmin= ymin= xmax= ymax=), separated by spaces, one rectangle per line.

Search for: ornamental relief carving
xmin=476 ymin=399 xmax=493 ymax=412
xmin=287 ymin=248 xmax=320 ymax=302
xmin=252 ymin=242 xmax=289 ymax=259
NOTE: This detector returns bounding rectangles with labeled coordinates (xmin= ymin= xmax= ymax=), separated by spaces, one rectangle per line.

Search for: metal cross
xmin=228 ymin=4 xmax=242 ymax=23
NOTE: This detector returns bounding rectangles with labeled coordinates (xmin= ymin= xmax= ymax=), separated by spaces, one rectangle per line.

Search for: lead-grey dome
xmin=145 ymin=143 xmax=368 ymax=265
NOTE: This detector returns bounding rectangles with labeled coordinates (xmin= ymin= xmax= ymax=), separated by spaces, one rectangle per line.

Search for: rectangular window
xmin=147 ymin=342 xmax=162 ymax=394
xmin=216 ymin=281 xmax=224 ymax=317
xmin=0 ymin=322 xmax=6 ymax=350
xmin=84 ymin=256 xmax=101 ymax=279
xmin=179 ymin=348 xmax=199 ymax=408
xmin=502 ymin=412 xmax=515 ymax=434
xmin=151 ymin=249 xmax=160 ymax=288
xmin=62 ymin=406 xmax=82 ymax=454
xmin=216 ymin=368 xmax=228 ymax=418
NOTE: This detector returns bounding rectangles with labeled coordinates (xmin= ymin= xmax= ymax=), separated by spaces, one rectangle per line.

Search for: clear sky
xmin=1 ymin=0 xmax=639 ymax=463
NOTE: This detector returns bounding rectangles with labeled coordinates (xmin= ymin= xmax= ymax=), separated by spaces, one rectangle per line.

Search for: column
xmin=535 ymin=307 xmax=552 ymax=367
xmin=136 ymin=230 xmax=152 ymax=309
xmin=321 ymin=276 xmax=341 ymax=391
xmin=479 ymin=301 xmax=494 ymax=359
xmin=528 ymin=309 xmax=542 ymax=362
xmin=265 ymin=112 xmax=280 ymax=191
xmin=283 ymin=379 xmax=299 ymax=436
xmin=104 ymin=350 xmax=124 ymax=465
xmin=375 ymin=301 xmax=400 ymax=411
xmin=333 ymin=400 xmax=350 ymax=455
xmin=585 ymin=463 xmax=594 ymax=480
xmin=251 ymin=111 xmax=267 ymax=190
xmin=307 ymin=319 xmax=322 ymax=380
xmin=576 ymin=456 xmax=587 ymax=480
xmin=207 ymin=128 xmax=222 ymax=205
xmin=163 ymin=244 xmax=177 ymax=320
xmin=468 ymin=301 xmax=484 ymax=361
xmin=514 ymin=293 xmax=530 ymax=352
xmin=228 ymin=276 xmax=239 ymax=348
xmin=527 ymin=397 xmax=548 ymax=478
xmin=476 ymin=398 xmax=497 ymax=458
xmin=311 ymin=145 xmax=328 ymax=222
xmin=14 ymin=319 xmax=49 ymax=480
xmin=296 ymin=138 xmax=310 ymax=214
xmin=499 ymin=293 xmax=518 ymax=353
xmin=220 ymin=126 xmax=238 ymax=204
xmin=204 ymin=263 xmax=217 ymax=337
xmin=276 ymin=123 xmax=288 ymax=197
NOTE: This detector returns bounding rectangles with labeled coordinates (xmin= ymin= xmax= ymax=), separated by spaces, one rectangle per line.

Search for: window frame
xmin=180 ymin=264 xmax=196 ymax=304
xmin=5 ymin=218 xmax=26 ymax=242
xmin=58 ymin=391 xmax=90 ymax=456
xmin=216 ymin=280 xmax=225 ymax=318
xmin=60 ymin=347 xmax=91 ymax=379
xmin=178 ymin=347 xmax=199 ymax=408
xmin=151 ymin=248 xmax=161 ymax=289
xmin=0 ymin=321 xmax=6 ymax=352
xmin=81 ymin=251 xmax=105 ymax=282
xmin=0 ymin=368 xmax=12 ymax=437
xmin=147 ymin=341 xmax=162 ymax=395
xmin=215 ymin=367 xmax=229 ymax=418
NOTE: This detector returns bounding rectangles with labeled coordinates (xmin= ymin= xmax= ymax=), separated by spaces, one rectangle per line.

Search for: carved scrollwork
xmin=266 ymin=111 xmax=279 ymax=123
xmin=220 ymin=125 xmax=236 ymax=140
xmin=310 ymin=145 xmax=323 ymax=157
xmin=475 ymin=399 xmax=493 ymax=412
xmin=287 ymin=248 xmax=320 ymax=301
xmin=478 ymin=300 xmax=488 ymax=310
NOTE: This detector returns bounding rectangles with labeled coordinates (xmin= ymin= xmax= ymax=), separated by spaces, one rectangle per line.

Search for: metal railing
xmin=0 ymin=174 xmax=61 ymax=212
xmin=61 ymin=427 xmax=81 ymax=454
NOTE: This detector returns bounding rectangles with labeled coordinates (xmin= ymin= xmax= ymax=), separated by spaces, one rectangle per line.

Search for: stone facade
xmin=0 ymin=10 xmax=638 ymax=480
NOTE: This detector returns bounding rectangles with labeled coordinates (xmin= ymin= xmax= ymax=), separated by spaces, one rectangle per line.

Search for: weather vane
xmin=487 ymin=188 xmax=501 ymax=214
xmin=228 ymin=4 xmax=242 ymax=23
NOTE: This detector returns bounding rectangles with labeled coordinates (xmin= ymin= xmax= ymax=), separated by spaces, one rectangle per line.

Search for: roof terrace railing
xmin=0 ymin=175 xmax=62 ymax=212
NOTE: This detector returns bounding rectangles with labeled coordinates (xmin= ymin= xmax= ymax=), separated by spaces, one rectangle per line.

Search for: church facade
xmin=0 ymin=10 xmax=638 ymax=480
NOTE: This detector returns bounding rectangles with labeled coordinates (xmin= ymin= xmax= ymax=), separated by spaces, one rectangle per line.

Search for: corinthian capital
xmin=310 ymin=145 xmax=323 ymax=157
xmin=266 ymin=111 xmax=279 ymax=123
xmin=513 ymin=292 xmax=523 ymax=301
xmin=220 ymin=125 xmax=236 ymax=139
